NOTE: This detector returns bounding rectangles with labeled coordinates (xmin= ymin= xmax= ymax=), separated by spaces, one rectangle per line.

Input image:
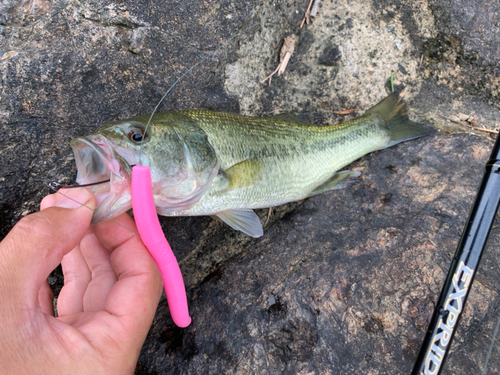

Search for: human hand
xmin=0 ymin=188 xmax=163 ymax=375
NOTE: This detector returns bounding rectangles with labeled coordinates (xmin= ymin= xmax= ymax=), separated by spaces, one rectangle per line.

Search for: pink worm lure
xmin=131 ymin=165 xmax=191 ymax=328
xmin=127 ymin=7 xmax=293 ymax=329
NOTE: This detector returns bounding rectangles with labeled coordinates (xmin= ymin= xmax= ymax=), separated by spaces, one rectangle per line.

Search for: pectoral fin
xmin=213 ymin=209 xmax=264 ymax=238
xmin=224 ymin=159 xmax=262 ymax=189
xmin=307 ymin=170 xmax=361 ymax=197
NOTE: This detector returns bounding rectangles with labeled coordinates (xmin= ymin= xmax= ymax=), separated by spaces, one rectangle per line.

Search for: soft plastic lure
xmin=129 ymin=8 xmax=295 ymax=328
xmin=131 ymin=165 xmax=191 ymax=328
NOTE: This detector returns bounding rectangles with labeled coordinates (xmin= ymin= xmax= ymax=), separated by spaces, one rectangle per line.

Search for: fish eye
xmin=128 ymin=127 xmax=148 ymax=143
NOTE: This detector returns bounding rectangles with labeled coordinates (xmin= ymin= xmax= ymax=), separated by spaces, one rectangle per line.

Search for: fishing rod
xmin=412 ymin=131 xmax=500 ymax=374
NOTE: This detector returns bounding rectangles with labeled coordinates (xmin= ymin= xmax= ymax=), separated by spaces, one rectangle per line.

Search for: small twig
xmin=264 ymin=207 xmax=273 ymax=227
xmin=262 ymin=34 xmax=297 ymax=85
xmin=333 ymin=108 xmax=358 ymax=115
xmin=438 ymin=114 xmax=462 ymax=125
xmin=419 ymin=54 xmax=424 ymax=68
xmin=1 ymin=50 xmax=18 ymax=60
xmin=467 ymin=125 xmax=498 ymax=134
xmin=263 ymin=65 xmax=280 ymax=85
xmin=439 ymin=115 xmax=499 ymax=134
xmin=310 ymin=0 xmax=321 ymax=18
xmin=299 ymin=0 xmax=314 ymax=29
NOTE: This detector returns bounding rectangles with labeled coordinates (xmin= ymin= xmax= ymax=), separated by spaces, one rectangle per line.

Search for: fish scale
xmin=71 ymin=91 xmax=435 ymax=237
xmin=178 ymin=114 xmax=387 ymax=215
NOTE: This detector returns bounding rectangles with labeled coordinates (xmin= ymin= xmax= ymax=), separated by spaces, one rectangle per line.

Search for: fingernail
xmin=55 ymin=188 xmax=91 ymax=209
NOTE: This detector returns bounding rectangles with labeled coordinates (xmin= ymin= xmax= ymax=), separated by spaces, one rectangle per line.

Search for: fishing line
xmin=482 ymin=311 xmax=500 ymax=375
xmin=50 ymin=1 xmax=305 ymax=204
xmin=138 ymin=0 xmax=305 ymax=164
xmin=48 ymin=1 xmax=306 ymax=327
xmin=45 ymin=0 xmax=500 ymax=365
xmin=49 ymin=180 xmax=110 ymax=189
xmin=48 ymin=184 xmax=138 ymax=234
xmin=131 ymin=0 xmax=306 ymax=328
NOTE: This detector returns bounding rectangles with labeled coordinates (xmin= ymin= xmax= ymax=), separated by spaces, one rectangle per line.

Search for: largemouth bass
xmin=71 ymin=91 xmax=434 ymax=237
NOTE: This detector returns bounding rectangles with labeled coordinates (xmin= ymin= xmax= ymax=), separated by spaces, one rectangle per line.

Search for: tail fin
xmin=363 ymin=91 xmax=435 ymax=146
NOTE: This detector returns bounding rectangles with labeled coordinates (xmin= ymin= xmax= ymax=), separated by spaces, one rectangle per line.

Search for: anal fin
xmin=307 ymin=170 xmax=361 ymax=198
xmin=212 ymin=209 xmax=264 ymax=238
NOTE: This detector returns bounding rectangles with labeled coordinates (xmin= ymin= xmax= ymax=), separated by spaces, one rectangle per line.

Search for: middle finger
xmin=80 ymin=231 xmax=118 ymax=312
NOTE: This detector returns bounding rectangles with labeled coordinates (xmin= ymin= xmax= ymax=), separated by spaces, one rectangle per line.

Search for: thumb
xmin=0 ymin=188 xmax=96 ymax=305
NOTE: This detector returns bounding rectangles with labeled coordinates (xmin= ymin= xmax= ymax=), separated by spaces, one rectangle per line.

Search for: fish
xmin=71 ymin=91 xmax=435 ymax=237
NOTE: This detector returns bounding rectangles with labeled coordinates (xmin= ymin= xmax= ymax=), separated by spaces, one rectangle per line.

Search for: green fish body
xmin=71 ymin=92 xmax=434 ymax=237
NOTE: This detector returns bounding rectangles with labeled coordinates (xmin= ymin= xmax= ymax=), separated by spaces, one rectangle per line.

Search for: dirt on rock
xmin=1 ymin=0 xmax=500 ymax=374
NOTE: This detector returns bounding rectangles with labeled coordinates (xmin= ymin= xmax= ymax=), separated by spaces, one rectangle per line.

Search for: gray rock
xmin=318 ymin=44 xmax=342 ymax=66
xmin=140 ymin=133 xmax=500 ymax=375
xmin=1 ymin=0 xmax=500 ymax=374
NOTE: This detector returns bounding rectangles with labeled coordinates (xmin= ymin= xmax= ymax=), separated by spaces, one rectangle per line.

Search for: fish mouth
xmin=71 ymin=136 xmax=132 ymax=224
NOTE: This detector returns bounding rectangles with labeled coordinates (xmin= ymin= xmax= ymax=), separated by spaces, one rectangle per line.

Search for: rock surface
xmin=1 ymin=0 xmax=500 ymax=374
xmin=141 ymin=133 xmax=500 ymax=375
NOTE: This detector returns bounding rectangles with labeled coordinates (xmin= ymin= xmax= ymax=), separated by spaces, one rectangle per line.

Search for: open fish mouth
xmin=71 ymin=136 xmax=132 ymax=223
